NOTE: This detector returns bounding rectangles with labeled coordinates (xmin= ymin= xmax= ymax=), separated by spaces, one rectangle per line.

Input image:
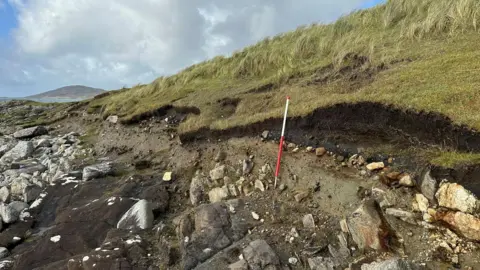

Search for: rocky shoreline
xmin=0 ymin=101 xmax=479 ymax=269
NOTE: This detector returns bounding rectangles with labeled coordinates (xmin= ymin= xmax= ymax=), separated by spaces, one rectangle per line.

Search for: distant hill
xmin=27 ymin=85 xmax=106 ymax=100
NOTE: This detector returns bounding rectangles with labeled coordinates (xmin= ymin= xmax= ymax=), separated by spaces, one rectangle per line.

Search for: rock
xmin=315 ymin=147 xmax=326 ymax=157
xmin=261 ymin=130 xmax=269 ymax=140
xmin=13 ymin=126 xmax=48 ymax=139
xmin=35 ymin=138 xmax=51 ymax=148
xmin=0 ymin=201 xmax=27 ymax=223
xmin=261 ymin=164 xmax=272 ymax=174
xmin=10 ymin=178 xmax=30 ymax=195
xmin=435 ymin=211 xmax=480 ymax=241
xmin=295 ymin=191 xmax=309 ymax=202
xmin=228 ymin=260 xmax=248 ymax=270
xmin=0 ymin=187 xmax=9 ymax=203
xmin=140 ymin=185 xmax=169 ymax=213
xmin=360 ymin=258 xmax=419 ymax=270
xmin=228 ymin=184 xmax=239 ymax=197
xmin=242 ymin=240 xmax=280 ymax=270
xmin=366 ymin=162 xmax=384 ymax=171
xmin=106 ymin=115 xmax=119 ymax=124
xmin=307 ymin=257 xmax=337 ymax=270
xmin=251 ymin=212 xmax=260 ymax=220
xmin=214 ymin=151 xmax=227 ymax=162
xmin=210 ymin=165 xmax=225 ymax=181
xmin=414 ymin=194 xmax=429 ymax=213
xmin=399 ymin=174 xmax=414 ymax=187
xmin=242 ymin=159 xmax=253 ymax=175
xmin=209 ymin=187 xmax=229 ymax=203
xmin=190 ymin=172 xmax=207 ymax=205
xmin=82 ymin=162 xmax=114 ymax=181
xmin=0 ymin=247 xmax=8 ymax=259
xmin=288 ymin=257 xmax=298 ymax=265
xmin=162 ymin=171 xmax=173 ymax=182
xmin=254 ymin=180 xmax=265 ymax=192
xmin=0 ymin=141 xmax=34 ymax=164
xmin=117 ymin=200 xmax=154 ymax=230
xmin=420 ymin=170 xmax=438 ymax=202
xmin=385 ymin=208 xmax=416 ymax=220
xmin=306 ymin=146 xmax=314 ymax=152
xmin=9 ymin=201 xmax=28 ymax=213
xmin=179 ymin=202 xmax=250 ymax=269
xmin=435 ymin=183 xmax=478 ymax=214
xmin=346 ymin=200 xmax=393 ymax=251
xmin=23 ymin=185 xmax=42 ymax=203
xmin=303 ymin=214 xmax=315 ymax=229
xmin=336 ymin=155 xmax=345 ymax=162
xmin=279 ymin=184 xmax=287 ymax=192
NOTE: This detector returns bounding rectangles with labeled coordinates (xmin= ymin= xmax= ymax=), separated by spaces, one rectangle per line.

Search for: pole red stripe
xmin=275 ymin=136 xmax=285 ymax=178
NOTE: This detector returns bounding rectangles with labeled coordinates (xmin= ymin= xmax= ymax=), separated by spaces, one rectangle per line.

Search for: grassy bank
xmin=84 ymin=0 xmax=480 ymax=166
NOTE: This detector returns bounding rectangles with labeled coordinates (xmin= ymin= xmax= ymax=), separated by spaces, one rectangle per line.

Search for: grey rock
xmin=261 ymin=130 xmax=269 ymax=140
xmin=116 ymin=199 xmax=154 ymax=230
xmin=210 ymin=165 xmax=225 ymax=181
xmin=346 ymin=200 xmax=393 ymax=251
xmin=361 ymin=258 xmax=419 ymax=270
xmin=303 ymin=214 xmax=316 ymax=229
xmin=0 ymin=201 xmax=27 ymax=223
xmin=82 ymin=162 xmax=114 ymax=181
xmin=13 ymin=126 xmax=48 ymax=139
xmin=35 ymin=138 xmax=51 ymax=148
xmin=106 ymin=115 xmax=119 ymax=124
xmin=0 ymin=187 xmax=10 ymax=203
xmin=420 ymin=170 xmax=438 ymax=202
xmin=10 ymin=178 xmax=30 ymax=195
xmin=0 ymin=141 xmax=34 ymax=164
xmin=242 ymin=159 xmax=253 ymax=175
xmin=242 ymin=240 xmax=280 ymax=270
xmin=0 ymin=247 xmax=8 ymax=259
xmin=0 ymin=143 xmax=15 ymax=158
xmin=308 ymin=257 xmax=337 ymax=270
xmin=23 ymin=185 xmax=42 ymax=203
xmin=190 ymin=171 xmax=208 ymax=206
xmin=9 ymin=201 xmax=28 ymax=213
xmin=228 ymin=260 xmax=248 ymax=270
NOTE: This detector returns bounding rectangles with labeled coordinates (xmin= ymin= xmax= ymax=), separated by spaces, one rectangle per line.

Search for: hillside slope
xmin=28 ymin=85 xmax=105 ymax=99
xmin=86 ymin=0 xmax=480 ymax=165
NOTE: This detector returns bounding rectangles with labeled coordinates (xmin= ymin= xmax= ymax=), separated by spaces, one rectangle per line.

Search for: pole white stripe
xmin=281 ymin=99 xmax=289 ymax=137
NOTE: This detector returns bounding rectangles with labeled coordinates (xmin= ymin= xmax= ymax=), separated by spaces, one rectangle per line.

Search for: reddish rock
xmin=435 ymin=211 xmax=480 ymax=241
xmin=346 ymin=200 xmax=394 ymax=251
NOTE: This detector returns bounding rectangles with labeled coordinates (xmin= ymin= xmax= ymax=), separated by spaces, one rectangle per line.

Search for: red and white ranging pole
xmin=274 ymin=96 xmax=290 ymax=189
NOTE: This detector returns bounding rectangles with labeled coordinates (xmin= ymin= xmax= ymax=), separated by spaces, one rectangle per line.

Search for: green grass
xmin=85 ymin=0 xmax=480 ymax=166
xmin=430 ymin=151 xmax=480 ymax=168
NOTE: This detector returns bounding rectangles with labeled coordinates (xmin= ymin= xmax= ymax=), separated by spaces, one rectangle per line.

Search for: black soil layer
xmin=180 ymin=102 xmax=480 ymax=153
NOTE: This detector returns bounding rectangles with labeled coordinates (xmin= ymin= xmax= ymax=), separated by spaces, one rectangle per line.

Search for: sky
xmin=0 ymin=0 xmax=385 ymax=97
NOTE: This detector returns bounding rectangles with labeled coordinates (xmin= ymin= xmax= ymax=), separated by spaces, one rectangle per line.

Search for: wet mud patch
xmin=180 ymin=102 xmax=480 ymax=153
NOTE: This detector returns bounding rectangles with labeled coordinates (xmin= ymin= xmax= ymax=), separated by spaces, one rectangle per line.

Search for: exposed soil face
xmin=181 ymin=102 xmax=480 ymax=153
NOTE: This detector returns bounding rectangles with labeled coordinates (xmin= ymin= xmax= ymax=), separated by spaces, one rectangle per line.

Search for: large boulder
xmin=346 ymin=200 xmax=394 ymax=251
xmin=0 ymin=187 xmax=10 ymax=203
xmin=13 ymin=126 xmax=48 ymax=139
xmin=82 ymin=162 xmax=114 ymax=181
xmin=242 ymin=240 xmax=281 ymax=270
xmin=435 ymin=211 xmax=480 ymax=241
xmin=178 ymin=201 xmax=251 ymax=270
xmin=24 ymin=185 xmax=42 ymax=203
xmin=0 ymin=141 xmax=34 ymax=164
xmin=116 ymin=199 xmax=154 ymax=230
xmin=435 ymin=183 xmax=478 ymax=214
xmin=361 ymin=258 xmax=419 ymax=270
xmin=0 ymin=201 xmax=28 ymax=223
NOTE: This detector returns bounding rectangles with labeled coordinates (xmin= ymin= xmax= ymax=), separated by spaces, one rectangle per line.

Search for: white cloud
xmin=1 ymin=0 xmax=367 ymax=96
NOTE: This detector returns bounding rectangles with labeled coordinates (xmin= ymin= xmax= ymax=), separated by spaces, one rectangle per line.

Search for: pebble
xmin=295 ymin=192 xmax=309 ymax=202
xmin=251 ymin=212 xmax=260 ymax=220
xmin=288 ymin=257 xmax=298 ymax=265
